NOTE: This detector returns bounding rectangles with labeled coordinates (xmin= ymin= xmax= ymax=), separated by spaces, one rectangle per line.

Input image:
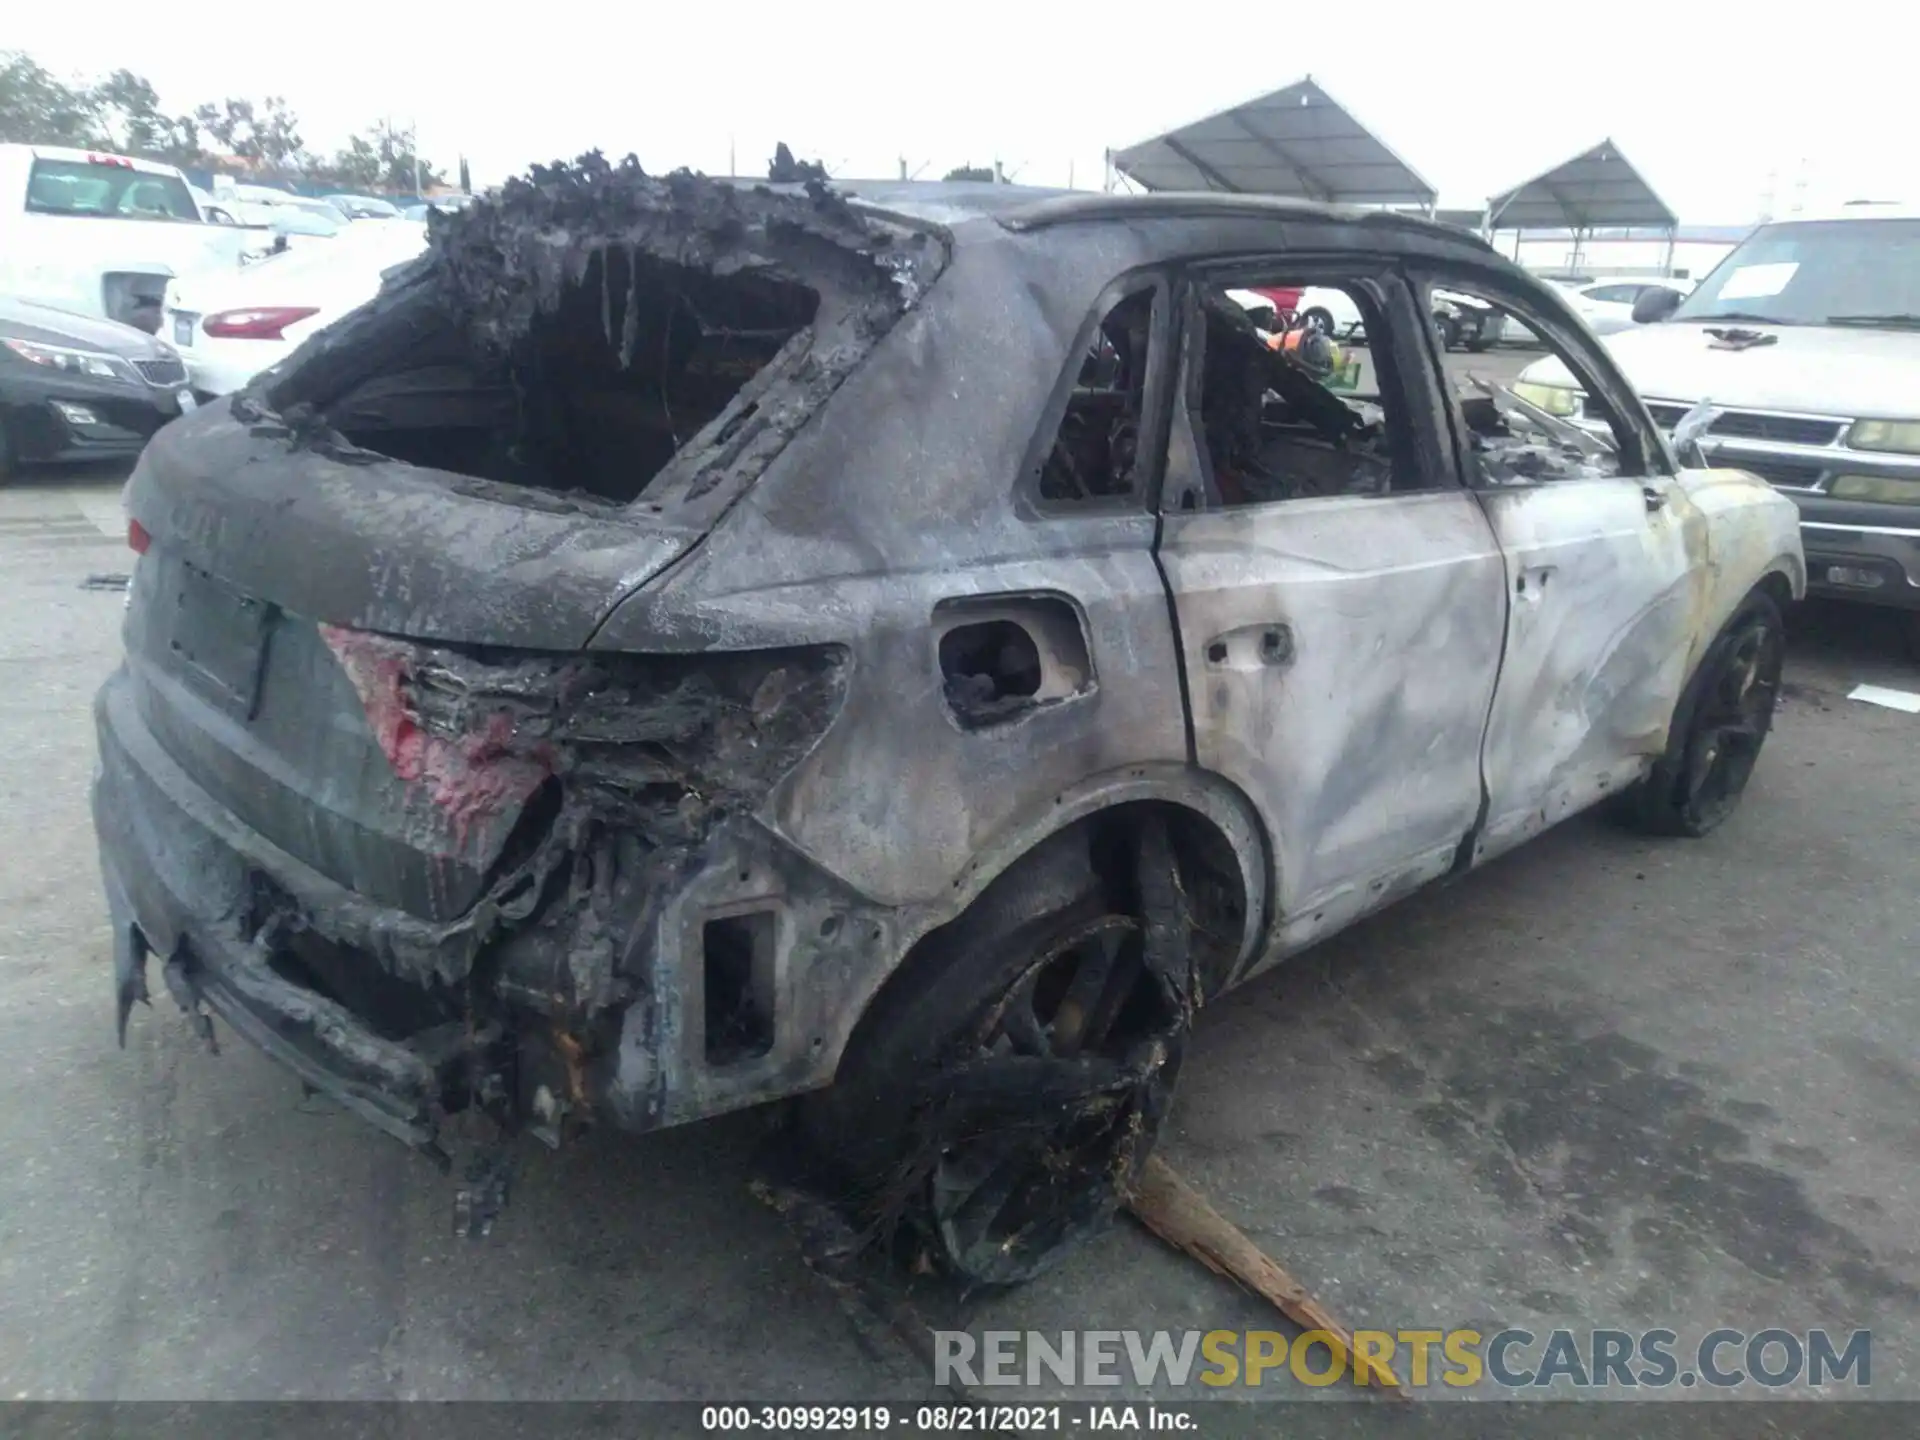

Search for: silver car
xmin=94 ymin=165 xmax=1805 ymax=1286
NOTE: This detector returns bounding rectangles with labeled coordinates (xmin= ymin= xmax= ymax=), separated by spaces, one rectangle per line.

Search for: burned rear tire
xmin=798 ymin=820 xmax=1195 ymax=1286
xmin=1618 ymin=588 xmax=1786 ymax=837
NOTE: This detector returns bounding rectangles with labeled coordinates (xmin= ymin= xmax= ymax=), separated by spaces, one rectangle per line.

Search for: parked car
xmin=163 ymin=219 xmax=428 ymax=396
xmin=95 ymin=170 xmax=1802 ymax=1286
xmin=0 ymin=295 xmax=195 ymax=481
xmin=0 ymin=144 xmax=250 ymax=332
xmin=401 ymin=193 xmax=477 ymax=220
xmin=1294 ymin=284 xmax=1365 ymax=337
xmin=1564 ymin=277 xmax=1695 ymax=335
xmin=212 ymin=183 xmax=343 ymax=219
xmin=1514 ymin=202 xmax=1920 ymax=634
xmin=326 ymin=194 xmax=403 ymax=220
xmin=1432 ymin=289 xmax=1508 ymax=350
xmin=187 ymin=185 xmax=239 ymax=226
xmin=232 ymin=202 xmax=345 ymax=244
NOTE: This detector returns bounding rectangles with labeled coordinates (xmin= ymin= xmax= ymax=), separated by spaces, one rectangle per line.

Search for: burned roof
xmin=240 ymin=153 xmax=947 ymax=523
xmin=995 ymin=190 xmax=1496 ymax=254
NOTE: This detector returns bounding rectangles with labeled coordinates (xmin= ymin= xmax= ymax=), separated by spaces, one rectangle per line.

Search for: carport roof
xmin=1487 ymin=139 xmax=1678 ymax=231
xmin=1109 ymin=76 xmax=1437 ymax=207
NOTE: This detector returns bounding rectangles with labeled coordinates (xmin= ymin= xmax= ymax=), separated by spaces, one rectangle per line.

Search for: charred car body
xmin=94 ymin=156 xmax=1804 ymax=1283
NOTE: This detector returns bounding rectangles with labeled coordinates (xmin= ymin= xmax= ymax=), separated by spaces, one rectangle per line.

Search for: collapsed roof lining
xmin=1486 ymin=140 xmax=1678 ymax=232
xmin=1109 ymin=76 xmax=1437 ymax=207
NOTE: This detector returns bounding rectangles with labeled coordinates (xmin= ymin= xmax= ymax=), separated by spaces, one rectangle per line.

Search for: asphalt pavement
xmin=2 ymin=405 xmax=1916 ymax=1405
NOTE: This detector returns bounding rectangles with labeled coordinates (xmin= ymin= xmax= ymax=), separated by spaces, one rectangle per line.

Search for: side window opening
xmin=1427 ymin=281 xmax=1648 ymax=485
xmin=1038 ymin=287 xmax=1158 ymax=504
xmin=1183 ymin=278 xmax=1425 ymax=510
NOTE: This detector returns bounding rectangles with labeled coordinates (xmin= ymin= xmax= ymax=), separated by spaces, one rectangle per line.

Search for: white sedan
xmin=1294 ymin=286 xmax=1366 ymax=338
xmin=1564 ymin=277 xmax=1695 ymax=335
xmin=162 ymin=220 xmax=428 ymax=396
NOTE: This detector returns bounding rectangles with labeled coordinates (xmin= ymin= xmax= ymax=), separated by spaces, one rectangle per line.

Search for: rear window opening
xmin=336 ymin=248 xmax=816 ymax=504
xmin=247 ymin=155 xmax=942 ymax=512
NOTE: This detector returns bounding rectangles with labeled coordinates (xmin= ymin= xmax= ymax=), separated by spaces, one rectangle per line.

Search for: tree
xmin=458 ymin=155 xmax=471 ymax=194
xmin=943 ymin=164 xmax=995 ymax=183
xmin=192 ymin=95 xmax=308 ymax=175
xmin=90 ymin=69 xmax=204 ymax=167
xmin=0 ymin=51 xmax=99 ymax=148
xmin=322 ymin=120 xmax=444 ymax=193
xmin=2 ymin=50 xmax=451 ymax=193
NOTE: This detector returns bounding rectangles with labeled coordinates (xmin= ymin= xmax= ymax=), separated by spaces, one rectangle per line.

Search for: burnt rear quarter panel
xmin=591 ymin=215 xmax=1194 ymax=910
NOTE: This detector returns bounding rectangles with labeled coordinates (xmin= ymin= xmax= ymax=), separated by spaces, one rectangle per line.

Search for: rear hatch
xmin=118 ymin=158 xmax=939 ymax=926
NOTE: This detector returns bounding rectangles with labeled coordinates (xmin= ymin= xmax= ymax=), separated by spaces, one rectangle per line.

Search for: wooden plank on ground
xmin=1127 ymin=1154 xmax=1410 ymax=1398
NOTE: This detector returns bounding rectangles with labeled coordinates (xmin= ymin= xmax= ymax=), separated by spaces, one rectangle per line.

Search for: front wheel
xmin=1301 ymin=306 xmax=1335 ymax=336
xmin=798 ymin=820 xmax=1195 ymax=1285
xmin=1619 ymin=589 xmax=1786 ymax=836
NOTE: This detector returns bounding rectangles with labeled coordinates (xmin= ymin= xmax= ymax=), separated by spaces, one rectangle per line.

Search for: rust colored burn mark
xmin=321 ymin=624 xmax=552 ymax=848
xmin=554 ymin=1027 xmax=590 ymax=1110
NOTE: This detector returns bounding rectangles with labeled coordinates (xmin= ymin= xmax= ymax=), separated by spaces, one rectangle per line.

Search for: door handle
xmin=1642 ymin=485 xmax=1668 ymax=513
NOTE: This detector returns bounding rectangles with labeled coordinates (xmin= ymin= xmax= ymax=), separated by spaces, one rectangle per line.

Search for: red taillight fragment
xmin=202 ymin=306 xmax=321 ymax=340
xmin=127 ymin=519 xmax=151 ymax=554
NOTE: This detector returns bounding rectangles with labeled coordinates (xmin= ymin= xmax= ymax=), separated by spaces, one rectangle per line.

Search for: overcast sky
xmin=13 ymin=1 xmax=1915 ymax=220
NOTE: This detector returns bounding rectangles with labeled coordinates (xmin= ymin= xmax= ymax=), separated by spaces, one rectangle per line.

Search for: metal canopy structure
xmin=1109 ymin=76 xmax=1437 ymax=209
xmin=1486 ymin=139 xmax=1677 ymax=231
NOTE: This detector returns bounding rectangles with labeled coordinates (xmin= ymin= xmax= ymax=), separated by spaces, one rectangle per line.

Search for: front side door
xmin=1413 ymin=267 xmax=1707 ymax=865
xmin=1155 ymin=262 xmax=1509 ymax=973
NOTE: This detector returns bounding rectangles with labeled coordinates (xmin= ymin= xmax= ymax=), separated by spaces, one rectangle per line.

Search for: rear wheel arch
xmin=834 ymin=770 xmax=1271 ymax=1073
xmin=796 ymin=785 xmax=1268 ymax=1282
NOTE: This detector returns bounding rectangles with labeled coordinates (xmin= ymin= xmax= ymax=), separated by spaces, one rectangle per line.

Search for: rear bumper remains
xmin=93 ymin=632 xmax=872 ymax=1157
xmin=95 ymin=667 xmax=464 ymax=1158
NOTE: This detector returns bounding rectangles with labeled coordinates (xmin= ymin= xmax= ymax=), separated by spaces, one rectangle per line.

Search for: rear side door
xmin=1411 ymin=266 xmax=1705 ymax=865
xmin=1155 ymin=259 xmax=1508 ymax=972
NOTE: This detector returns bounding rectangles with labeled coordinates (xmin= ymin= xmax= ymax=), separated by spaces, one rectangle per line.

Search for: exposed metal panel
xmin=1487 ymin=139 xmax=1679 ymax=231
xmin=1111 ymin=76 xmax=1436 ymax=206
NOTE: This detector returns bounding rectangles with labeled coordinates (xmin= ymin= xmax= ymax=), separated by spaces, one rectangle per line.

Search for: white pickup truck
xmin=0 ymin=144 xmax=251 ymax=333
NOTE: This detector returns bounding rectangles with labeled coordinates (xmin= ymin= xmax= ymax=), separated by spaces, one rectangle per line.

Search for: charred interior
xmin=1041 ymin=290 xmax=1154 ymax=502
xmin=238 ymin=153 xmax=940 ymax=509
xmin=1194 ymin=287 xmax=1405 ymax=506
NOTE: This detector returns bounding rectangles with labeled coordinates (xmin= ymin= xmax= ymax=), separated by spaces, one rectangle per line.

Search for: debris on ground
xmin=754 ymin=1176 xmax=986 ymax=1405
xmin=1847 ymin=682 xmax=1920 ymax=714
xmin=80 ymin=573 xmax=130 ymax=591
xmin=453 ymin=1145 xmax=516 ymax=1239
xmin=1126 ymin=1155 xmax=1409 ymax=1397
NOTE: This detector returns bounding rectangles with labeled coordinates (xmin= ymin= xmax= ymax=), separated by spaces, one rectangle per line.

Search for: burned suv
xmin=95 ymin=157 xmax=1804 ymax=1284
